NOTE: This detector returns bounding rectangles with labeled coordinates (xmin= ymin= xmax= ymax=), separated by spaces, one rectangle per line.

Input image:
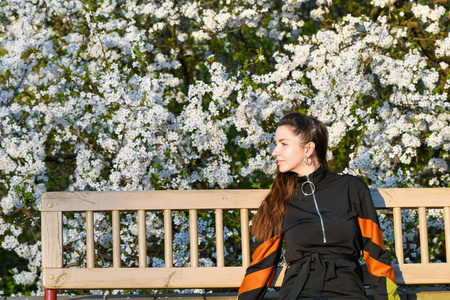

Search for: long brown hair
xmin=251 ymin=112 xmax=329 ymax=241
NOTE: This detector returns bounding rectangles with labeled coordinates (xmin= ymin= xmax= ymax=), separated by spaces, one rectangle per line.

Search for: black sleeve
xmin=354 ymin=181 xmax=400 ymax=300
xmin=237 ymin=235 xmax=283 ymax=300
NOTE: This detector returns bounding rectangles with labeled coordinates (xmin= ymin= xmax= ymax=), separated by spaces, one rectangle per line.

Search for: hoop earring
xmin=304 ymin=156 xmax=312 ymax=166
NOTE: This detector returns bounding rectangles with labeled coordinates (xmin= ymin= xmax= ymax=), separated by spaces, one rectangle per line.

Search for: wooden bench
xmin=41 ymin=188 xmax=450 ymax=300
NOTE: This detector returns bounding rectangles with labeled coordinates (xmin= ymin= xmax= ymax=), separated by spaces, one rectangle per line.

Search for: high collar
xmin=297 ymin=166 xmax=328 ymax=184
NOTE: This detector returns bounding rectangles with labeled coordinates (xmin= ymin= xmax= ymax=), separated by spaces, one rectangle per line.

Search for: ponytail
xmin=251 ymin=170 xmax=297 ymax=241
xmin=251 ymin=112 xmax=329 ymax=242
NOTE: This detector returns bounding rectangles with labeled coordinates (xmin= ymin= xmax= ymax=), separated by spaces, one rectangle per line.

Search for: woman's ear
xmin=305 ymin=142 xmax=316 ymax=156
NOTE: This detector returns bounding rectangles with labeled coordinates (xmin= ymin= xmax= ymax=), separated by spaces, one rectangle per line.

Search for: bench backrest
xmin=41 ymin=188 xmax=450 ymax=290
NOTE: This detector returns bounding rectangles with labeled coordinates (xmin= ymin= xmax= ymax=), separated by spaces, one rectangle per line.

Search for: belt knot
xmin=285 ymin=252 xmax=354 ymax=300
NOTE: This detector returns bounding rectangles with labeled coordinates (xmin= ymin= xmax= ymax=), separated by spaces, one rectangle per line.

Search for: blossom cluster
xmin=0 ymin=0 xmax=448 ymax=295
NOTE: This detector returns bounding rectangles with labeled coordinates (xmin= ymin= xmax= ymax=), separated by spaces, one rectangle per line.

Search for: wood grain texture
xmin=393 ymin=263 xmax=450 ymax=284
xmin=42 ymin=189 xmax=449 ymax=212
xmin=164 ymin=209 xmax=173 ymax=268
xmin=43 ymin=267 xmax=248 ymax=289
xmin=41 ymin=212 xmax=63 ymax=268
xmin=42 ymin=261 xmax=450 ymax=290
xmin=215 ymin=209 xmax=225 ymax=268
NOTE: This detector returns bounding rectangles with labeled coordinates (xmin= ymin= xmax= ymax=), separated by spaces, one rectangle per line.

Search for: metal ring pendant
xmin=301 ymin=180 xmax=316 ymax=196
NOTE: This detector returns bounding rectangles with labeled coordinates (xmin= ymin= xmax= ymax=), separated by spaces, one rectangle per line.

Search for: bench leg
xmin=45 ymin=289 xmax=57 ymax=300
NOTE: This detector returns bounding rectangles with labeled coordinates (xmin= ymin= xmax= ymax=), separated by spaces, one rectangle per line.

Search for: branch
xmin=432 ymin=0 xmax=450 ymax=8
xmin=5 ymin=64 xmax=30 ymax=107
xmin=55 ymin=118 xmax=114 ymax=170
xmin=67 ymin=127 xmax=114 ymax=170
xmin=370 ymin=7 xmax=383 ymax=22
xmin=400 ymin=5 xmax=439 ymax=64
xmin=406 ymin=20 xmax=438 ymax=63
xmin=361 ymin=1 xmax=392 ymax=81
xmin=170 ymin=24 xmax=192 ymax=88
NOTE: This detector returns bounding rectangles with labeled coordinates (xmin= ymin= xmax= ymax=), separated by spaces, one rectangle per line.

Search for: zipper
xmin=306 ymin=174 xmax=327 ymax=243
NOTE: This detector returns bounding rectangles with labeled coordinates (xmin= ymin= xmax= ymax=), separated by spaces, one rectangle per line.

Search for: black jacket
xmin=238 ymin=167 xmax=400 ymax=300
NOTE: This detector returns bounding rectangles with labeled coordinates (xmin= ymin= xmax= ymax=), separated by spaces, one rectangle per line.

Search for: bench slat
xmin=42 ymin=190 xmax=268 ymax=211
xmin=43 ymin=267 xmax=248 ymax=289
xmin=41 ymin=262 xmax=450 ymax=290
xmin=371 ymin=188 xmax=449 ymax=208
xmin=393 ymin=264 xmax=450 ymax=284
xmin=42 ymin=189 xmax=450 ymax=212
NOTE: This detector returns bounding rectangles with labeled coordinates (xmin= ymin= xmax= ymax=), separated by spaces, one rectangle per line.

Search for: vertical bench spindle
xmin=164 ymin=209 xmax=173 ymax=267
xmin=444 ymin=207 xmax=450 ymax=263
xmin=112 ymin=210 xmax=121 ymax=268
xmin=86 ymin=211 xmax=95 ymax=268
xmin=241 ymin=208 xmax=250 ymax=267
xmin=190 ymin=209 xmax=199 ymax=267
xmin=215 ymin=209 xmax=225 ymax=267
xmin=138 ymin=210 xmax=147 ymax=268
xmin=393 ymin=207 xmax=404 ymax=264
xmin=419 ymin=207 xmax=429 ymax=263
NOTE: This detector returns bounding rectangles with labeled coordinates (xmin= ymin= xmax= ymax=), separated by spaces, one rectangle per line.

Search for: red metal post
xmin=45 ymin=289 xmax=57 ymax=300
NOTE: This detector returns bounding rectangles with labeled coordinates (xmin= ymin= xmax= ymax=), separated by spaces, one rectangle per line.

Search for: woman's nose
xmin=272 ymin=145 xmax=279 ymax=157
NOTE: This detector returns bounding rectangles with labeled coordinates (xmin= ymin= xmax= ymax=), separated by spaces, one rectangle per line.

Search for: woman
xmin=237 ymin=113 xmax=400 ymax=300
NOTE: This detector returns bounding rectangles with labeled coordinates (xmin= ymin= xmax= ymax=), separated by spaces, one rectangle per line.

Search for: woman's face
xmin=272 ymin=125 xmax=311 ymax=175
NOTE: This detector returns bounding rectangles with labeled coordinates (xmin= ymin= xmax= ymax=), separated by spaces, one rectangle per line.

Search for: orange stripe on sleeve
xmin=250 ymin=235 xmax=282 ymax=266
xmin=238 ymin=266 xmax=276 ymax=295
xmin=363 ymin=250 xmax=396 ymax=283
xmin=358 ymin=217 xmax=385 ymax=250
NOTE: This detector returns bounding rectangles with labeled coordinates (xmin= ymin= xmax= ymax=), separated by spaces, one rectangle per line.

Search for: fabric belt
xmin=284 ymin=252 xmax=358 ymax=300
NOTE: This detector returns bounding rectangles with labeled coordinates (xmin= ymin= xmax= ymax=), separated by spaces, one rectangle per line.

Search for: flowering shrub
xmin=0 ymin=0 xmax=449 ymax=296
